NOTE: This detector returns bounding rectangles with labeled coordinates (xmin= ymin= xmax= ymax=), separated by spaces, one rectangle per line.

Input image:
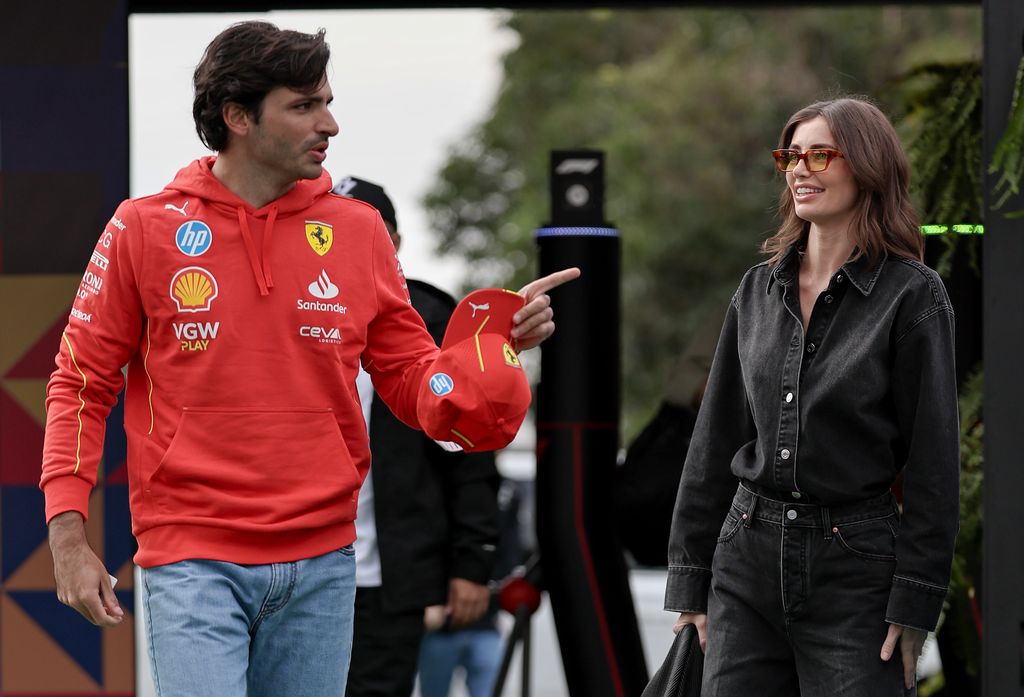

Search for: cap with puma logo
xmin=417 ymin=288 xmax=532 ymax=452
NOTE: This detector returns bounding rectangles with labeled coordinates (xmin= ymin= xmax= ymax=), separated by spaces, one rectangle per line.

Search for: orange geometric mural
xmin=0 ymin=276 xmax=135 ymax=696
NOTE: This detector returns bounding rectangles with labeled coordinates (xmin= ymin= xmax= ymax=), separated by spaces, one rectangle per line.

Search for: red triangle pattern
xmin=0 ymin=390 xmax=46 ymax=485
xmin=5 ymin=311 xmax=70 ymax=379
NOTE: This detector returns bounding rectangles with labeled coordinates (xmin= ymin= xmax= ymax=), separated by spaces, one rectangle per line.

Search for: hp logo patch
xmin=429 ymin=373 xmax=454 ymax=396
xmin=175 ymin=220 xmax=212 ymax=256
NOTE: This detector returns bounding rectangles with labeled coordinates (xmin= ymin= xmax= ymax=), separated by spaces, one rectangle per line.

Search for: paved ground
xmin=426 ymin=567 xmax=942 ymax=697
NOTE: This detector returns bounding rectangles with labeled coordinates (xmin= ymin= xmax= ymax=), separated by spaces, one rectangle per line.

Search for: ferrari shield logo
xmin=503 ymin=342 xmax=521 ymax=368
xmin=305 ymin=221 xmax=333 ymax=256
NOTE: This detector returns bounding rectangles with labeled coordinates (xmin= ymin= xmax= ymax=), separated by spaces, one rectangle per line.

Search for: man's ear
xmin=222 ymin=102 xmax=252 ymax=139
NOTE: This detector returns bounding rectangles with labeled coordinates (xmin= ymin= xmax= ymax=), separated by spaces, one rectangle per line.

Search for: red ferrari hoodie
xmin=40 ymin=157 xmax=439 ymax=567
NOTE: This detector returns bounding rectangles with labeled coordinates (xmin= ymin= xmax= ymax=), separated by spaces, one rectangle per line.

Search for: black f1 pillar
xmin=982 ymin=3 xmax=1024 ymax=696
xmin=535 ymin=150 xmax=648 ymax=697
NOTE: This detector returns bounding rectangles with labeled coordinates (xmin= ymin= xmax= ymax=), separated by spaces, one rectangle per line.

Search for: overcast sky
xmin=129 ymin=10 xmax=516 ymax=296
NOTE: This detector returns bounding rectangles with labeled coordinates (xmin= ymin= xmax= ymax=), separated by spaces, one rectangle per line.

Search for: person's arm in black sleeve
xmin=415 ymin=281 xmax=500 ymax=627
xmin=887 ymin=291 xmax=960 ymax=632
xmin=431 ymin=442 xmax=500 ymax=628
xmin=665 ymin=293 xmax=756 ymax=614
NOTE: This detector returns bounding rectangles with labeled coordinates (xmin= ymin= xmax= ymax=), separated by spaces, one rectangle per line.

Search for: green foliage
xmin=424 ymin=7 xmax=980 ymax=437
xmin=887 ymin=60 xmax=983 ymax=277
xmin=990 ymin=56 xmax=1024 ymax=217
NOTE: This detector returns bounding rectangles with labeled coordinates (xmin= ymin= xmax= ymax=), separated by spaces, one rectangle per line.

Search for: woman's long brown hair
xmin=762 ymin=97 xmax=923 ymax=266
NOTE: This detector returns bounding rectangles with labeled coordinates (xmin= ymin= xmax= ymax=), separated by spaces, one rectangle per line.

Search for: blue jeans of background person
xmin=141 ymin=546 xmax=357 ymax=697
xmin=418 ymin=627 xmax=503 ymax=697
xmin=702 ymin=484 xmax=913 ymax=697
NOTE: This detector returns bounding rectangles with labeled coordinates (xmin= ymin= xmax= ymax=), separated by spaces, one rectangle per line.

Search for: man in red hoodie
xmin=41 ymin=21 xmax=577 ymax=697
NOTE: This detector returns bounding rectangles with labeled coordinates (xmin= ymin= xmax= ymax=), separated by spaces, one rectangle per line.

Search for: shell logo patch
xmin=305 ymin=221 xmax=333 ymax=256
xmin=503 ymin=342 xmax=521 ymax=368
xmin=170 ymin=266 xmax=218 ymax=312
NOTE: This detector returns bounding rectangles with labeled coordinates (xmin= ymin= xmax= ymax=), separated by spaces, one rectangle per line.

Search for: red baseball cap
xmin=417 ymin=289 xmax=532 ymax=452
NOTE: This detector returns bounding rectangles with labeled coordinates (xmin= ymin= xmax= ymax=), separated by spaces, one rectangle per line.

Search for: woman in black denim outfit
xmin=664 ymin=97 xmax=959 ymax=697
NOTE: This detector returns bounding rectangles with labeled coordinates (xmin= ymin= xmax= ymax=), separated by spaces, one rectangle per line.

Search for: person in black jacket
xmin=334 ymin=176 xmax=500 ymax=697
xmin=666 ymin=98 xmax=959 ymax=696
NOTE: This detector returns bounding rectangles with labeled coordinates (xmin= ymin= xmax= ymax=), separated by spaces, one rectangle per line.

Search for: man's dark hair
xmin=193 ymin=21 xmax=331 ymax=152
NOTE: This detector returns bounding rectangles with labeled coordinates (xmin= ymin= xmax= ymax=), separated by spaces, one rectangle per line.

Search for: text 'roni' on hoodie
xmin=41 ymin=157 xmax=441 ymax=567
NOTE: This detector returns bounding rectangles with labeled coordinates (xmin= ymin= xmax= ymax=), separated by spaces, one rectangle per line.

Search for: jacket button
xmin=824 ymin=294 xmax=834 ymax=304
xmin=780 ymin=448 xmax=791 ymax=460
xmin=806 ymin=343 xmax=816 ymax=354
xmin=785 ymin=392 xmax=793 ymax=403
xmin=835 ymin=274 xmax=844 ymax=283
xmin=786 ymin=509 xmax=798 ymax=520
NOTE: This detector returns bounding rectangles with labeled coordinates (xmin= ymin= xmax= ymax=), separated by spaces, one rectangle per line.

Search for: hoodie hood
xmin=164 ymin=156 xmax=335 ymax=296
xmin=166 ymin=156 xmax=334 ymax=216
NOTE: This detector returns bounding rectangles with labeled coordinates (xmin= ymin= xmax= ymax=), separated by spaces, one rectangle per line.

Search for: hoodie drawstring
xmin=236 ymin=206 xmax=271 ymax=296
xmin=262 ymin=204 xmax=278 ymax=290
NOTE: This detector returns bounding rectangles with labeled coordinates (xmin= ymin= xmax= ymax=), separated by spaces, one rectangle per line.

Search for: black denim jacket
xmin=664 ymin=246 xmax=959 ymax=631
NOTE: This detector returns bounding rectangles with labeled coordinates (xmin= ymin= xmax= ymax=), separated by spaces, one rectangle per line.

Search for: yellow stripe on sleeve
xmin=144 ymin=321 xmax=155 ymax=434
xmin=60 ymin=333 xmax=87 ymax=475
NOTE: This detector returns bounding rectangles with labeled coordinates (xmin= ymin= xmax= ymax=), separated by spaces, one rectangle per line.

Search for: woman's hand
xmin=673 ymin=612 xmax=708 ymax=653
xmin=880 ymin=622 xmax=927 ymax=689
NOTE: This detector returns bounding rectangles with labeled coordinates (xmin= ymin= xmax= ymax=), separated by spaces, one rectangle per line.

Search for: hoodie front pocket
xmin=148 ymin=407 xmax=359 ymax=528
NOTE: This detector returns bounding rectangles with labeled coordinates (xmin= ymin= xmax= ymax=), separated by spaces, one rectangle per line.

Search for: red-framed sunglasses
xmin=771 ymin=148 xmax=845 ymax=173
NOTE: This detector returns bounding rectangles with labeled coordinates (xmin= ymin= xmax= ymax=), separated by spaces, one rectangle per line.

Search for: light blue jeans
xmin=141 ymin=546 xmax=356 ymax=697
xmin=418 ymin=627 xmax=503 ymax=697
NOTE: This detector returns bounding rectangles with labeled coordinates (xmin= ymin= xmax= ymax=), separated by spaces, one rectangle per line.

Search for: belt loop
xmin=744 ymin=494 xmax=759 ymax=528
xmin=821 ymin=507 xmax=833 ymax=540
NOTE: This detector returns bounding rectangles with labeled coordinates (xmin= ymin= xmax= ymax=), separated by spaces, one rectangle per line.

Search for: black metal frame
xmin=121 ymin=3 xmax=1024 ymax=694
xmin=6 ymin=1 xmax=1020 ymax=694
xmin=982 ymin=2 xmax=1024 ymax=695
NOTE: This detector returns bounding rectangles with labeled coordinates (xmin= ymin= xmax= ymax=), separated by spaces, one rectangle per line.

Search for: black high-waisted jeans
xmin=701 ymin=483 xmax=914 ymax=697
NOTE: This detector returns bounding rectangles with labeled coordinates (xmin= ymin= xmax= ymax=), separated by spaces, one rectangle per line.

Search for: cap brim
xmin=442 ymin=288 xmax=525 ymax=350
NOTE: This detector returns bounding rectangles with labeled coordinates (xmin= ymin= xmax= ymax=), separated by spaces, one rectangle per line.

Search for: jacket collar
xmin=766 ymin=245 xmax=887 ymax=297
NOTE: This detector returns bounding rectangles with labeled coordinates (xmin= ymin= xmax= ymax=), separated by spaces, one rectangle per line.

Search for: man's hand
xmin=673 ymin=612 xmax=708 ymax=653
xmin=446 ymin=577 xmax=491 ymax=629
xmin=880 ymin=622 xmax=927 ymax=689
xmin=49 ymin=511 xmax=123 ymax=627
xmin=511 ymin=267 xmax=582 ymax=351
xmin=423 ymin=604 xmax=447 ymax=631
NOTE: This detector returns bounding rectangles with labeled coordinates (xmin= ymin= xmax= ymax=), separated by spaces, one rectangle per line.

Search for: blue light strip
xmin=535 ymin=227 xmax=620 ymax=238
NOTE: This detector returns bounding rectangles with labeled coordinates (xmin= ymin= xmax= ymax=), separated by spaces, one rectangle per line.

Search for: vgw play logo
xmin=173 ymin=321 xmax=220 ymax=351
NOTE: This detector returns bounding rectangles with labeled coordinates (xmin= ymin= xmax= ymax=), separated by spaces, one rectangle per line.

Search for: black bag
xmin=641 ymin=623 xmax=704 ymax=697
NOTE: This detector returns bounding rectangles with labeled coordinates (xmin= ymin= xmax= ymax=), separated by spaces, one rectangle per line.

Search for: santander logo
xmin=308 ymin=270 xmax=339 ymax=299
